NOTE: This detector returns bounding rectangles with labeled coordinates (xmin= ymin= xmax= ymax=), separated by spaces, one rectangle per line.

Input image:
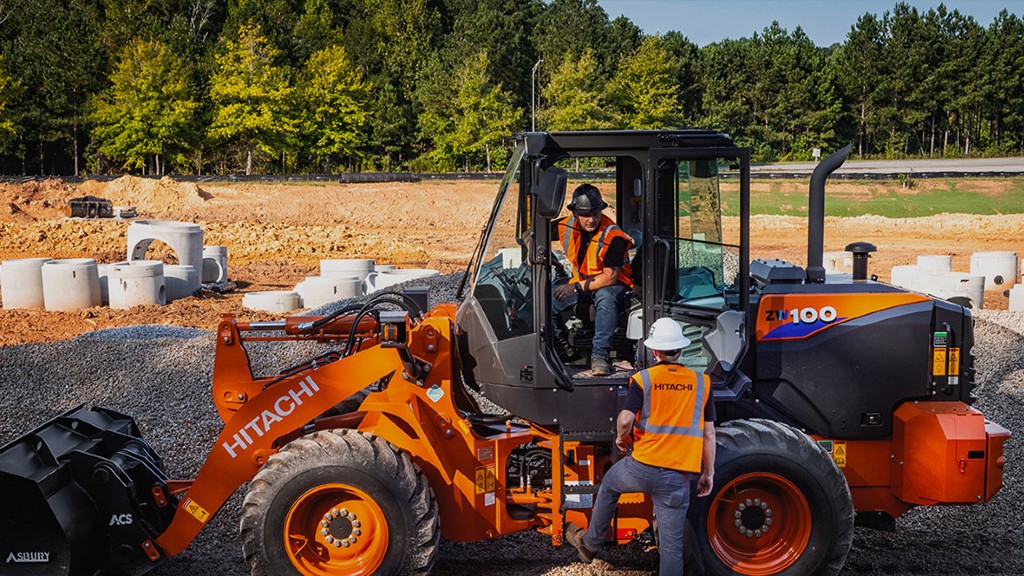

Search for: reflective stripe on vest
xmin=631 ymin=364 xmax=708 ymax=473
xmin=558 ymin=215 xmax=634 ymax=289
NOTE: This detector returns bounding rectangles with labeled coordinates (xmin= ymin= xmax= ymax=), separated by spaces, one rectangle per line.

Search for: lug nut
xmin=331 ymin=509 xmax=340 ymax=517
xmin=321 ymin=520 xmax=329 ymax=527
xmin=738 ymin=503 xmax=746 ymax=511
xmin=352 ymin=520 xmax=361 ymax=527
xmin=342 ymin=540 xmax=350 ymax=548
xmin=349 ymin=535 xmax=357 ymax=543
xmin=332 ymin=539 xmax=342 ymax=548
xmin=340 ymin=508 xmax=349 ymax=516
xmin=353 ymin=529 xmax=361 ymax=536
xmin=734 ymin=519 xmax=742 ymax=527
xmin=326 ymin=535 xmax=334 ymax=543
xmin=760 ymin=501 xmax=768 ymax=509
xmin=321 ymin=528 xmax=329 ymax=536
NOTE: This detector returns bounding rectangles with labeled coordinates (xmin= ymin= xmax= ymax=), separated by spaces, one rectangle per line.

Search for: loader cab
xmin=456 ymin=131 xmax=750 ymax=431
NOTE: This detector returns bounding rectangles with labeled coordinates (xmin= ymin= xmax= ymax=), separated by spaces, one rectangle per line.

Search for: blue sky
xmin=596 ymin=0 xmax=1019 ymax=46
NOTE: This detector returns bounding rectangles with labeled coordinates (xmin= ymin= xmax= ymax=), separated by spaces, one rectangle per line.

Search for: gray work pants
xmin=582 ymin=455 xmax=692 ymax=576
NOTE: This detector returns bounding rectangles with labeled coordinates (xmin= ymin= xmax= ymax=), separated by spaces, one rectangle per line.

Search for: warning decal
xmin=474 ymin=467 xmax=495 ymax=494
xmin=183 ymin=498 xmax=210 ymax=524
xmin=832 ymin=441 xmax=847 ymax=468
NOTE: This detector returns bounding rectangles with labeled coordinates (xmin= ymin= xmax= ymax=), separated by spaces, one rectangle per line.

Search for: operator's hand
xmin=616 ymin=433 xmax=633 ymax=452
xmin=696 ymin=472 xmax=714 ymax=497
xmin=554 ymin=283 xmax=577 ymax=301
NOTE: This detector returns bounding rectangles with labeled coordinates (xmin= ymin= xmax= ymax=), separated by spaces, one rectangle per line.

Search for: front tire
xmin=692 ymin=419 xmax=853 ymax=576
xmin=240 ymin=429 xmax=439 ymax=576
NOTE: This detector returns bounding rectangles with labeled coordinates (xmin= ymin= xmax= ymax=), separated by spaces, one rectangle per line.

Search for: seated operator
xmin=553 ymin=184 xmax=634 ymax=376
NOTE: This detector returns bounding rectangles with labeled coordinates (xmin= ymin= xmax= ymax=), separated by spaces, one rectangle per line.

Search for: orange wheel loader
xmin=0 ymin=131 xmax=1010 ymax=576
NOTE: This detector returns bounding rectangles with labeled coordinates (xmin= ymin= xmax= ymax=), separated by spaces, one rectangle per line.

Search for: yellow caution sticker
xmin=833 ymin=441 xmax=847 ymax=468
xmin=474 ymin=466 xmax=496 ymax=494
xmin=948 ymin=348 xmax=960 ymax=374
xmin=932 ymin=349 xmax=947 ymax=376
xmin=183 ymin=498 xmax=210 ymax=524
xmin=475 ymin=468 xmax=486 ymax=494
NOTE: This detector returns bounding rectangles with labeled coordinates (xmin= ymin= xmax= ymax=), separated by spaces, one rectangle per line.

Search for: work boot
xmin=590 ymin=356 xmax=612 ymax=376
xmin=563 ymin=523 xmax=595 ymax=564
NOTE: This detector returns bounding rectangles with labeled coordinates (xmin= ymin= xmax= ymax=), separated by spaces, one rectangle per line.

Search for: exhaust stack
xmin=806 ymin=145 xmax=852 ymax=283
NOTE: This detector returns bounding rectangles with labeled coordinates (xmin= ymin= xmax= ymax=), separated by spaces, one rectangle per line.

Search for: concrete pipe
xmin=164 ymin=265 xmax=199 ymax=302
xmin=916 ymin=255 xmax=952 ymax=274
xmin=970 ymin=251 xmax=1018 ymax=289
xmin=889 ymin=265 xmax=919 ymax=291
xmin=127 ymin=220 xmax=203 ymax=293
xmin=920 ymin=272 xmax=985 ymax=310
xmin=1 ymin=258 xmax=52 ymax=309
xmin=109 ymin=261 xmax=166 ymax=309
xmin=242 ymin=291 xmax=301 ymax=314
xmin=97 ymin=264 xmax=111 ymax=305
xmin=1009 ymin=285 xmax=1024 ymax=311
xmin=202 ymin=245 xmax=229 ymax=283
xmin=321 ymin=259 xmax=375 ymax=282
xmin=822 ymin=251 xmax=853 ymax=274
xmin=368 ymin=268 xmax=440 ymax=293
xmin=295 ymin=275 xmax=362 ymax=309
xmin=41 ymin=259 xmax=101 ymax=311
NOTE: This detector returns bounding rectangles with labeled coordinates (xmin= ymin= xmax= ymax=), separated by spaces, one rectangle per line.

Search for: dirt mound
xmin=77 ymin=176 xmax=212 ymax=215
xmin=0 ymin=178 xmax=79 ymax=222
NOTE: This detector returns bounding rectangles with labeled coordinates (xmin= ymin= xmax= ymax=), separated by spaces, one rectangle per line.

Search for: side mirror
xmin=534 ymin=166 xmax=567 ymax=218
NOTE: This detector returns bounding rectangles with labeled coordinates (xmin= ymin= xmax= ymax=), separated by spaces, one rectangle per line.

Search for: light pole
xmin=531 ymin=59 xmax=543 ymax=132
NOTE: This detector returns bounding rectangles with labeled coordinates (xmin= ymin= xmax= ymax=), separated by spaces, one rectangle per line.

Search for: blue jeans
xmin=551 ymin=280 xmax=625 ymax=360
xmin=583 ymin=455 xmax=692 ymax=576
xmin=590 ymin=283 xmax=626 ymax=359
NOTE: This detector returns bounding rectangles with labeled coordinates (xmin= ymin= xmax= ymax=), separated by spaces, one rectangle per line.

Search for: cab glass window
xmin=472 ymin=147 xmax=533 ymax=340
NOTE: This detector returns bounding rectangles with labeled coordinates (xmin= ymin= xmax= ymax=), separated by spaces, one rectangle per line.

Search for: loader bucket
xmin=0 ymin=406 xmax=177 ymax=576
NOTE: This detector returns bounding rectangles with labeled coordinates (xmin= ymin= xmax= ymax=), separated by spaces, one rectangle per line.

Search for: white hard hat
xmin=643 ymin=318 xmax=691 ymax=351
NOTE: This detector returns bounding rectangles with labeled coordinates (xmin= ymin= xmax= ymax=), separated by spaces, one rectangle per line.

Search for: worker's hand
xmin=615 ymin=433 xmax=633 ymax=452
xmin=554 ymin=283 xmax=577 ymax=301
xmin=696 ymin=472 xmax=714 ymax=497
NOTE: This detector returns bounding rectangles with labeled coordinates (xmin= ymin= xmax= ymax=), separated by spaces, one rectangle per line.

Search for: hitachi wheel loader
xmin=0 ymin=130 xmax=1009 ymax=576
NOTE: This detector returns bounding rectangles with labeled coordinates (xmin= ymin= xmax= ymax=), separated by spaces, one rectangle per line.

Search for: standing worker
xmin=553 ymin=184 xmax=634 ymax=376
xmin=564 ymin=317 xmax=716 ymax=575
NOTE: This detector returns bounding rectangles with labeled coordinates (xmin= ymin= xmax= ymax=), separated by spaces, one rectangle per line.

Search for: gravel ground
xmin=0 ymin=277 xmax=1020 ymax=576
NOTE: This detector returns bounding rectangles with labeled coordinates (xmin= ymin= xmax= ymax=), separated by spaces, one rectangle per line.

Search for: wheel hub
xmin=321 ymin=508 xmax=364 ymax=548
xmin=733 ymin=497 xmax=773 ymax=537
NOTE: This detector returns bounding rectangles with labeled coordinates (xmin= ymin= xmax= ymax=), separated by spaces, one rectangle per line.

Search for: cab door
xmin=642 ymin=149 xmax=750 ymax=375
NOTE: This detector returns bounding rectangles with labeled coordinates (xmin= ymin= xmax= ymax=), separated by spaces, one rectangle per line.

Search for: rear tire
xmin=240 ymin=429 xmax=439 ymax=576
xmin=692 ymin=419 xmax=853 ymax=576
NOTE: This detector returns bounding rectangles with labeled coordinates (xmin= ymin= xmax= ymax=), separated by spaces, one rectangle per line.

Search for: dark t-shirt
xmin=624 ymin=365 xmax=717 ymax=421
xmin=555 ymin=218 xmax=629 ymax=270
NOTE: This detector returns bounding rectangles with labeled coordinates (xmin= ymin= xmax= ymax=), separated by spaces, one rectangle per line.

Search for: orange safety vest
xmin=559 ymin=214 xmax=634 ymax=289
xmin=630 ymin=364 xmax=710 ymax=473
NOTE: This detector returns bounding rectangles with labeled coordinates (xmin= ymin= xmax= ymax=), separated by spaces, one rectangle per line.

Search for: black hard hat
xmin=566 ymin=184 xmax=608 ymax=213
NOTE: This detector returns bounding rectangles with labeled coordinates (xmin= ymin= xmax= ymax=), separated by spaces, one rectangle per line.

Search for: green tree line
xmin=0 ymin=0 xmax=1021 ymax=175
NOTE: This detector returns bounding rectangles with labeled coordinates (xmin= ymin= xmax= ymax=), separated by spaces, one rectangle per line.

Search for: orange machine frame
xmin=152 ymin=305 xmax=640 ymax=561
